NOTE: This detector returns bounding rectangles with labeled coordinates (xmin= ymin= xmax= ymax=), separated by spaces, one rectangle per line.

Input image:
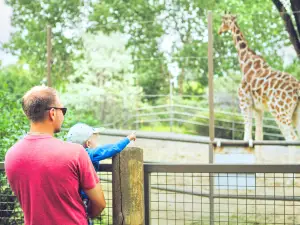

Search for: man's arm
xmin=78 ymin=146 xmax=106 ymax=218
xmin=84 ymin=183 xmax=106 ymax=218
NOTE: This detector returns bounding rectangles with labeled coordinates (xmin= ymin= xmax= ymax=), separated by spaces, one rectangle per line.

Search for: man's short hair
xmin=21 ymin=86 xmax=58 ymax=123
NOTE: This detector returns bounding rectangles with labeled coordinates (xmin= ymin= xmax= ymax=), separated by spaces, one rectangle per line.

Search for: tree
xmin=3 ymin=0 xmax=85 ymax=87
xmin=61 ymin=32 xmax=142 ymax=127
xmin=272 ymin=0 xmax=300 ymax=58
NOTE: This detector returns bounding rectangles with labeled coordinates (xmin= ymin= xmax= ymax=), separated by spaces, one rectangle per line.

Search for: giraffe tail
xmin=293 ymin=84 xmax=300 ymax=135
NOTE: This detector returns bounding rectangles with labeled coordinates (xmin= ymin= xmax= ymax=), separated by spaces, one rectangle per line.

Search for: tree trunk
xmin=272 ymin=0 xmax=300 ymax=58
xmin=291 ymin=0 xmax=300 ymax=39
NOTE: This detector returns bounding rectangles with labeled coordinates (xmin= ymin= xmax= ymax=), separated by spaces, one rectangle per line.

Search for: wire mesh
xmin=148 ymin=171 xmax=300 ymax=225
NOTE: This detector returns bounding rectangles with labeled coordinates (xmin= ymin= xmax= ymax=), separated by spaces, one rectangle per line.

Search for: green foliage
xmin=0 ymin=90 xmax=28 ymax=161
xmin=3 ymin=0 xmax=84 ymax=87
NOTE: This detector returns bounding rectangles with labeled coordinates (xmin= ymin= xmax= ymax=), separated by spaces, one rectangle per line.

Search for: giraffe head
xmin=218 ymin=13 xmax=237 ymax=35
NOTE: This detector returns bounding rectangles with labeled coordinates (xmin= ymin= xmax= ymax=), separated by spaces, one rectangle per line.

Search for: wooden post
xmin=208 ymin=11 xmax=215 ymax=163
xmin=47 ymin=25 xmax=52 ymax=87
xmin=208 ymin=11 xmax=215 ymax=225
xmin=112 ymin=147 xmax=144 ymax=225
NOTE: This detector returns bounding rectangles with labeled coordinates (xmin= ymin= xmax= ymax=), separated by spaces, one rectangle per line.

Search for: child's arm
xmin=90 ymin=133 xmax=136 ymax=162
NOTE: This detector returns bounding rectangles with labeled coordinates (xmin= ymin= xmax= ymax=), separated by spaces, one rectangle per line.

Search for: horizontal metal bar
xmin=151 ymin=185 xmax=300 ymax=201
xmin=3 ymin=162 xmax=300 ymax=173
xmin=144 ymin=163 xmax=300 ymax=173
xmin=90 ymin=128 xmax=298 ymax=146
xmin=214 ymin=140 xmax=300 ymax=146
xmin=95 ymin=128 xmax=211 ymax=144
xmin=87 ymin=176 xmax=300 ymax=202
xmin=0 ymin=163 xmax=113 ymax=172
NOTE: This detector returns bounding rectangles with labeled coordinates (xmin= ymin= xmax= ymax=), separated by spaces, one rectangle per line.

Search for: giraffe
xmin=218 ymin=14 xmax=300 ymax=163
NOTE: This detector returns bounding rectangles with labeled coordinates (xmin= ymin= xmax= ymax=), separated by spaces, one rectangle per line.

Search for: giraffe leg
xmin=238 ymin=87 xmax=253 ymax=142
xmin=242 ymin=106 xmax=253 ymax=141
xmin=275 ymin=121 xmax=298 ymax=164
xmin=254 ymin=109 xmax=263 ymax=163
xmin=292 ymin=102 xmax=300 ymax=137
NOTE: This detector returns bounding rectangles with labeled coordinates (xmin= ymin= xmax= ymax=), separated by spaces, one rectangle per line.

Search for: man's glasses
xmin=45 ymin=107 xmax=67 ymax=116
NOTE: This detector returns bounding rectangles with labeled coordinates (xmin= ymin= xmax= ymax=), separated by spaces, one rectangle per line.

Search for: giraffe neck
xmin=231 ymin=22 xmax=251 ymax=62
xmin=230 ymin=22 xmax=269 ymax=75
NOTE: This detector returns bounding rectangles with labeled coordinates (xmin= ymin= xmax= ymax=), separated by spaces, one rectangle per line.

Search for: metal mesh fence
xmin=92 ymin=171 xmax=113 ymax=225
xmin=145 ymin=165 xmax=300 ymax=225
xmin=0 ymin=170 xmax=113 ymax=225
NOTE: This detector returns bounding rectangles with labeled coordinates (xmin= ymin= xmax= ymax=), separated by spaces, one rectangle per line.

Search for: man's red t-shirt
xmin=5 ymin=134 xmax=100 ymax=225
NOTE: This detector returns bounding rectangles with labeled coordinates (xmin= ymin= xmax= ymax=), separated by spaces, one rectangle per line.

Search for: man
xmin=5 ymin=86 xmax=106 ymax=225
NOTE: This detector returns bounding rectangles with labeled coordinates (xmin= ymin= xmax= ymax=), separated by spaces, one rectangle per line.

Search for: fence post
xmin=144 ymin=170 xmax=151 ymax=225
xmin=207 ymin=10 xmax=215 ymax=225
xmin=47 ymin=25 xmax=52 ymax=87
xmin=112 ymin=147 xmax=144 ymax=225
xmin=169 ymin=79 xmax=173 ymax=132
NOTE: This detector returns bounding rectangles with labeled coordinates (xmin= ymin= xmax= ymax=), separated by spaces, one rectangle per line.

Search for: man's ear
xmin=49 ymin=108 xmax=55 ymax=121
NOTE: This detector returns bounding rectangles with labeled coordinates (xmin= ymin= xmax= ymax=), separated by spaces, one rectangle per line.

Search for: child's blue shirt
xmin=80 ymin=137 xmax=130 ymax=199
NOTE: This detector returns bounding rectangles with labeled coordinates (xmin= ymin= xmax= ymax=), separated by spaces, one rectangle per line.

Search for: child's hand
xmin=127 ymin=132 xmax=136 ymax=141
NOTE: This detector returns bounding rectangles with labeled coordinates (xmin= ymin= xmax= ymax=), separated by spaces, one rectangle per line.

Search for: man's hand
xmin=127 ymin=131 xmax=136 ymax=141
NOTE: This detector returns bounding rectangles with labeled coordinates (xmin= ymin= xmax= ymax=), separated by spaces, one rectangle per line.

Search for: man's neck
xmin=29 ymin=123 xmax=54 ymax=136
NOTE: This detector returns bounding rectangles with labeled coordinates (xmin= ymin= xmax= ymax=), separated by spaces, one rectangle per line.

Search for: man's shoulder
xmin=56 ymin=139 xmax=85 ymax=152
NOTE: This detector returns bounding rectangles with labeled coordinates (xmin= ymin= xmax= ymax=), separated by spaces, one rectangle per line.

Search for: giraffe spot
xmin=251 ymin=79 xmax=257 ymax=87
xmin=280 ymin=83 xmax=287 ymax=89
xmin=243 ymin=61 xmax=252 ymax=75
xmin=286 ymin=98 xmax=291 ymax=104
xmin=266 ymin=71 xmax=277 ymax=79
xmin=257 ymin=79 xmax=264 ymax=87
xmin=270 ymin=79 xmax=277 ymax=88
xmin=281 ymin=74 xmax=290 ymax=80
xmin=263 ymin=82 xmax=269 ymax=91
xmin=242 ymin=82 xmax=247 ymax=89
xmin=236 ymin=29 xmax=240 ymax=34
xmin=237 ymin=36 xmax=242 ymax=42
xmin=278 ymin=101 xmax=284 ymax=106
xmin=282 ymin=92 xmax=286 ymax=99
xmin=286 ymin=86 xmax=292 ymax=91
xmin=240 ymin=42 xmax=247 ymax=49
xmin=285 ymin=104 xmax=289 ymax=110
xmin=261 ymin=70 xmax=269 ymax=77
xmin=293 ymin=96 xmax=297 ymax=102
xmin=274 ymin=81 xmax=281 ymax=89
xmin=276 ymin=90 xmax=281 ymax=96
xmin=256 ymin=88 xmax=262 ymax=96
xmin=253 ymin=60 xmax=261 ymax=69
xmin=276 ymin=105 xmax=280 ymax=112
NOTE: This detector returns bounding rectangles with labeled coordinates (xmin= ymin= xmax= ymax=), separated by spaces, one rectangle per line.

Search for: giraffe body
xmin=219 ymin=14 xmax=300 ymax=163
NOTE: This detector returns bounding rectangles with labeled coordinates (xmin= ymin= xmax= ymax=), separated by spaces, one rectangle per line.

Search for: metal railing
xmin=144 ymin=163 xmax=300 ymax=225
xmin=1 ymin=163 xmax=300 ymax=225
xmin=99 ymin=94 xmax=284 ymax=140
